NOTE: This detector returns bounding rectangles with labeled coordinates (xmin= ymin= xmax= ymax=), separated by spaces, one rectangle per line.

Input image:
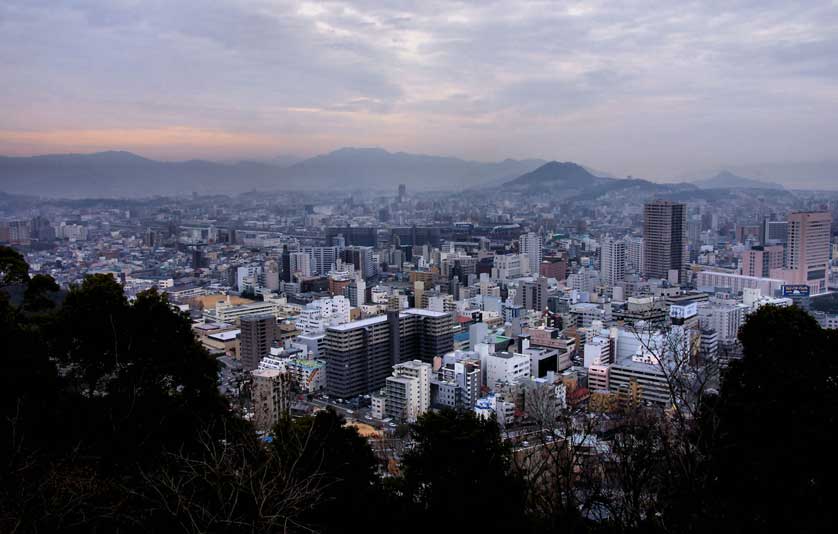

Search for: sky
xmin=1 ymin=0 xmax=837 ymax=179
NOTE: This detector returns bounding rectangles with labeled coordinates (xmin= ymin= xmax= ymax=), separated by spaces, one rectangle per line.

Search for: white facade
xmin=296 ymin=296 xmax=351 ymax=334
xmin=600 ymin=237 xmax=626 ymax=287
xmin=385 ymin=360 xmax=432 ymax=422
xmin=492 ymin=253 xmax=529 ymax=280
xmin=486 ymin=351 xmax=531 ymax=388
xmin=289 ymin=252 xmax=312 ymax=277
xmin=302 ymin=246 xmax=338 ymax=275
xmin=520 ymin=232 xmax=543 ymax=275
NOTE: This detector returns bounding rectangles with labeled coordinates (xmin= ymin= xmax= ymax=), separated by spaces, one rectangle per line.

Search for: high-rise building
xmin=385 ymin=360 xmax=431 ymax=422
xmin=302 ymin=246 xmax=338 ymax=275
xmin=624 ymin=236 xmax=645 ymax=274
xmin=522 ymin=276 xmax=549 ymax=312
xmin=347 ymin=277 xmax=366 ymax=307
xmin=783 ymin=211 xmax=832 ymax=294
xmin=325 ymin=227 xmax=377 ymax=247
xmin=600 ymin=237 xmax=626 ymax=287
xmin=281 ymin=245 xmax=291 ymax=283
xmin=762 ymin=218 xmax=789 ymax=244
xmin=519 ymin=232 xmax=543 ymax=275
xmin=643 ymin=200 xmax=688 ymax=283
xmin=289 ymin=252 xmax=312 ymax=278
xmin=741 ymin=245 xmax=784 ymax=278
xmin=341 ymin=246 xmax=374 ymax=280
xmin=324 ymin=309 xmax=453 ymax=398
xmin=240 ymin=313 xmax=278 ymax=371
xmin=251 ymin=368 xmax=292 ymax=431
xmin=398 ymin=183 xmax=407 ymax=203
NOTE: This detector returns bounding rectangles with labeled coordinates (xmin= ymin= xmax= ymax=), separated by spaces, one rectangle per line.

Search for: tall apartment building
xmin=385 ymin=360 xmax=432 ymax=422
xmin=289 ymin=252 xmax=312 ymax=278
xmin=302 ymin=246 xmax=338 ymax=275
xmin=519 ymin=232 xmax=544 ymax=275
xmin=600 ymin=237 xmax=626 ymax=287
xmin=624 ymin=236 xmax=645 ymax=274
xmin=240 ymin=313 xmax=278 ymax=371
xmin=432 ymin=357 xmax=482 ymax=409
xmin=251 ymin=368 xmax=292 ymax=431
xmin=324 ymin=309 xmax=453 ymax=398
xmin=643 ymin=200 xmax=688 ymax=283
xmin=341 ymin=246 xmax=375 ymax=280
xmin=522 ymin=276 xmax=549 ymax=312
xmin=783 ymin=211 xmax=832 ymax=295
xmin=741 ymin=245 xmax=784 ymax=277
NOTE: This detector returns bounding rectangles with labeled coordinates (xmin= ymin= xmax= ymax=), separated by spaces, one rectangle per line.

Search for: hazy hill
xmin=694 ymin=170 xmax=784 ymax=190
xmin=0 ymin=148 xmax=545 ymax=197
xmin=501 ymin=161 xmax=696 ymax=200
xmin=0 ymin=151 xmax=281 ymax=198
xmin=278 ymin=148 xmax=545 ymax=190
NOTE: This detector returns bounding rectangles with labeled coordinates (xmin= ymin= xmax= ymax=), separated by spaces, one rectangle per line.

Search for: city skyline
xmin=2 ymin=1 xmax=838 ymax=182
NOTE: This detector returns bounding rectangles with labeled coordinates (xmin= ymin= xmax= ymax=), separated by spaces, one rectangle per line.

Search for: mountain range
xmin=1 ymin=148 xmax=834 ymax=198
xmin=693 ymin=171 xmax=783 ymax=190
xmin=0 ymin=148 xmax=545 ymax=198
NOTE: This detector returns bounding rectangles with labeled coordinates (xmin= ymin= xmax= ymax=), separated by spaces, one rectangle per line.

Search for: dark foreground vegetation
xmin=2 ymin=246 xmax=836 ymax=533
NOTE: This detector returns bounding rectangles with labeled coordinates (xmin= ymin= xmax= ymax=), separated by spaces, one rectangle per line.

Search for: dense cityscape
xmin=3 ymin=1 xmax=838 ymax=532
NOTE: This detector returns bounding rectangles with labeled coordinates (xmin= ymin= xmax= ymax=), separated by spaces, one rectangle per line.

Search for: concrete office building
xmin=695 ymin=271 xmax=785 ymax=296
xmin=324 ymin=309 xmax=453 ymax=398
xmin=341 ymin=246 xmax=375 ymax=280
xmin=302 ymin=246 xmax=338 ymax=275
xmin=741 ymin=245 xmax=784 ymax=278
xmin=643 ymin=200 xmax=688 ymax=283
xmin=783 ymin=211 xmax=832 ymax=295
xmin=608 ymin=360 xmax=671 ymax=405
xmin=762 ymin=218 xmax=788 ymax=244
xmin=239 ymin=313 xmax=278 ymax=371
xmin=486 ymin=351 xmax=531 ymax=388
xmin=289 ymin=252 xmax=312 ymax=278
xmin=522 ymin=276 xmax=549 ymax=312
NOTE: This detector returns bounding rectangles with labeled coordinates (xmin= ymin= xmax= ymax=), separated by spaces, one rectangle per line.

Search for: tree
xmin=701 ymin=305 xmax=838 ymax=533
xmin=271 ymin=408 xmax=384 ymax=533
xmin=401 ymin=409 xmax=527 ymax=532
xmin=0 ymin=246 xmax=29 ymax=288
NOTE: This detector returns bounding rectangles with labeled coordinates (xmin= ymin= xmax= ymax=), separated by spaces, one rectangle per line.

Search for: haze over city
xmin=2 ymin=2 xmax=838 ymax=533
xmin=2 ymin=0 xmax=838 ymax=183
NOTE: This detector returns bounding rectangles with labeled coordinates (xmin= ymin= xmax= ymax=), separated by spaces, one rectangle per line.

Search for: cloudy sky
xmin=1 ymin=0 xmax=837 ymax=178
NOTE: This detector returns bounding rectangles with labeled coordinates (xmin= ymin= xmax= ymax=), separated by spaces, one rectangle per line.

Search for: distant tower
xmin=398 ymin=183 xmax=407 ymax=203
xmin=643 ymin=200 xmax=688 ymax=284
xmin=600 ymin=237 xmax=626 ymax=287
xmin=240 ymin=314 xmax=277 ymax=371
xmin=281 ymin=245 xmax=291 ymax=283
xmin=783 ymin=211 xmax=831 ymax=294
xmin=519 ymin=232 xmax=543 ymax=275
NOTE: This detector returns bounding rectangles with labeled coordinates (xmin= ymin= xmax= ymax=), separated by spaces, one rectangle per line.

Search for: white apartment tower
xmin=519 ymin=232 xmax=543 ymax=276
xmin=385 ymin=360 xmax=432 ymax=422
xmin=600 ymin=237 xmax=626 ymax=287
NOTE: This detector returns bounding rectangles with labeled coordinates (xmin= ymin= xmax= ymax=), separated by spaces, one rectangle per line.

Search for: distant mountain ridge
xmin=500 ymin=161 xmax=696 ymax=200
xmin=0 ymin=148 xmax=546 ymax=198
xmin=694 ymin=170 xmax=784 ymax=190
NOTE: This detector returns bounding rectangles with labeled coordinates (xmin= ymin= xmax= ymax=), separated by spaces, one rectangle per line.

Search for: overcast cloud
xmin=1 ymin=0 xmax=837 ymax=179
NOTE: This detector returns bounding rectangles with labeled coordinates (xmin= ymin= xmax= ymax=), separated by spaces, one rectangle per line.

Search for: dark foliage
xmin=702 ymin=305 xmax=838 ymax=533
xmin=400 ymin=409 xmax=528 ymax=533
xmin=1 ymin=246 xmax=834 ymax=534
